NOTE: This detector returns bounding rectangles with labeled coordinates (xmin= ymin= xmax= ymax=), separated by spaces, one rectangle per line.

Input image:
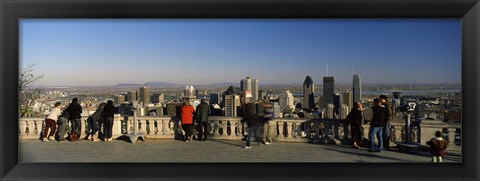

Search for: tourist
xmin=103 ymin=100 xmax=115 ymax=142
xmin=426 ymin=130 xmax=449 ymax=162
xmin=56 ymin=109 xmax=70 ymax=142
xmin=196 ymin=98 xmax=210 ymax=141
xmin=243 ymin=102 xmax=265 ymax=149
xmin=65 ymin=97 xmax=83 ymax=139
xmin=346 ymin=101 xmax=363 ymax=149
xmin=369 ymin=98 xmax=388 ymax=152
xmin=380 ymin=95 xmax=392 ymax=150
xmin=261 ymin=102 xmax=273 ymax=145
xmin=42 ymin=102 xmax=62 ymax=142
xmin=84 ymin=102 xmax=106 ymax=142
xmin=181 ymin=100 xmax=195 ymax=142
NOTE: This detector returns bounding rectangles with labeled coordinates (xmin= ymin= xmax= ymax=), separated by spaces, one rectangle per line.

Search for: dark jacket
xmin=103 ymin=104 xmax=115 ymax=118
xmin=90 ymin=108 xmax=104 ymax=122
xmin=371 ymin=105 xmax=388 ymax=127
xmin=427 ymin=138 xmax=449 ymax=157
xmin=196 ymin=102 xmax=211 ymax=123
xmin=382 ymin=102 xmax=392 ymax=122
xmin=65 ymin=103 xmax=82 ymax=119
xmin=59 ymin=111 xmax=70 ymax=120
xmin=243 ymin=113 xmax=262 ymax=127
xmin=346 ymin=108 xmax=363 ymax=126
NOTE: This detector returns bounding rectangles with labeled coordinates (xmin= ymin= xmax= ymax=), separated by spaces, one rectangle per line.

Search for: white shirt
xmin=47 ymin=107 xmax=62 ymax=121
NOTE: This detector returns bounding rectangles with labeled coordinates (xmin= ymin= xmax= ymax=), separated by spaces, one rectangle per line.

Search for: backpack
xmin=69 ymin=131 xmax=78 ymax=142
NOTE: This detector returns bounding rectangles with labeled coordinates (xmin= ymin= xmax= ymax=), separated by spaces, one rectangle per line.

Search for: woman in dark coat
xmin=84 ymin=102 xmax=106 ymax=142
xmin=103 ymin=100 xmax=115 ymax=142
xmin=346 ymin=102 xmax=364 ymax=149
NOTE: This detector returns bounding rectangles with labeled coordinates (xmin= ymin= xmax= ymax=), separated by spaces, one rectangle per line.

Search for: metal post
xmin=406 ymin=113 xmax=411 ymax=143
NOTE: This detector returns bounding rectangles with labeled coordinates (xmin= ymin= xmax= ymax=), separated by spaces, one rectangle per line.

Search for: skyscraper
xmin=323 ymin=76 xmax=334 ymax=107
xmin=342 ymin=90 xmax=353 ymax=111
xmin=326 ymin=103 xmax=335 ymax=119
xmin=353 ymin=74 xmax=362 ymax=103
xmin=139 ymin=87 xmax=151 ymax=105
xmin=225 ymin=94 xmax=240 ymax=117
xmin=279 ymin=90 xmax=295 ymax=110
xmin=339 ymin=104 xmax=349 ymax=119
xmin=114 ymin=95 xmax=125 ymax=105
xmin=333 ymin=93 xmax=341 ymax=115
xmin=127 ymin=91 xmax=137 ymax=102
xmin=240 ymin=76 xmax=259 ymax=101
xmin=209 ymin=92 xmax=220 ymax=105
xmin=303 ymin=76 xmax=315 ymax=110
xmin=258 ymin=90 xmax=267 ymax=100
xmin=184 ymin=85 xmax=196 ymax=98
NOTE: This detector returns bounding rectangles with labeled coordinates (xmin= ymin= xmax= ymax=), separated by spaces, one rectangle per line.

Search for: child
xmin=426 ymin=130 xmax=449 ymax=162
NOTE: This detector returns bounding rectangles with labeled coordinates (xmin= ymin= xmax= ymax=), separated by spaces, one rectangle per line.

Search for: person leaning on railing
xmin=56 ymin=109 xmax=70 ymax=142
xmin=42 ymin=102 xmax=62 ymax=142
xmin=102 ymin=100 xmax=115 ymax=142
xmin=65 ymin=97 xmax=83 ymax=139
xmin=195 ymin=98 xmax=211 ymax=142
xmin=346 ymin=101 xmax=363 ymax=149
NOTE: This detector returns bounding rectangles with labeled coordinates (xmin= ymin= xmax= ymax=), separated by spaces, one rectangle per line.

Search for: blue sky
xmin=20 ymin=19 xmax=461 ymax=86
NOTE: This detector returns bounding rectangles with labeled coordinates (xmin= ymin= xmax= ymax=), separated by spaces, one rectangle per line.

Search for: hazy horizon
xmin=20 ymin=19 xmax=461 ymax=86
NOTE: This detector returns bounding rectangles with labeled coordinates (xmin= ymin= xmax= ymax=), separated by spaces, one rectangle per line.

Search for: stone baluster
xmin=277 ymin=121 xmax=284 ymax=137
xmin=295 ymin=122 xmax=302 ymax=138
xmin=323 ymin=122 xmax=329 ymax=139
xmin=213 ymin=120 xmax=220 ymax=135
xmin=394 ymin=125 xmax=402 ymax=143
xmin=333 ymin=123 xmax=340 ymax=139
xmin=19 ymin=120 xmax=27 ymax=137
xmin=447 ymin=127 xmax=456 ymax=143
xmin=168 ymin=120 xmax=174 ymax=135
xmin=304 ymin=122 xmax=310 ymax=137
xmin=162 ymin=119 xmax=169 ymax=135
xmin=286 ymin=122 xmax=293 ymax=138
xmin=221 ymin=121 xmax=228 ymax=136
xmin=155 ymin=119 xmax=163 ymax=135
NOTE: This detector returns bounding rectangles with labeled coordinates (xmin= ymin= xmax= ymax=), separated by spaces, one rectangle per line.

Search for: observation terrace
xmin=18 ymin=115 xmax=461 ymax=163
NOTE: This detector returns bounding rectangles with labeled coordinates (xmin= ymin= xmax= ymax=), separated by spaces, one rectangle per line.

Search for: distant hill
xmin=115 ymin=82 xmax=176 ymax=87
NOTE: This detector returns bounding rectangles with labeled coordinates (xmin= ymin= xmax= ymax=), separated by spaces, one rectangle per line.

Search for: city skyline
xmin=21 ymin=19 xmax=461 ymax=86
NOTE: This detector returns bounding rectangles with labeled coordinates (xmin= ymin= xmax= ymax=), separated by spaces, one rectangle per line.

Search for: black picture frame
xmin=1 ymin=0 xmax=478 ymax=180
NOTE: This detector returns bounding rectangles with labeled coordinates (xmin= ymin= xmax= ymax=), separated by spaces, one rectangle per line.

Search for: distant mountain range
xmin=115 ymin=82 xmax=240 ymax=87
xmin=115 ymin=82 xmax=176 ymax=87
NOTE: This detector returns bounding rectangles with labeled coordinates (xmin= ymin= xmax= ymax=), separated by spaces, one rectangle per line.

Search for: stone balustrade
xmin=18 ymin=116 xmax=461 ymax=151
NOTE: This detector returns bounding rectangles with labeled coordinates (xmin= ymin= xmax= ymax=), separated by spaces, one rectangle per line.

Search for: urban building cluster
xmin=23 ymin=74 xmax=462 ymax=126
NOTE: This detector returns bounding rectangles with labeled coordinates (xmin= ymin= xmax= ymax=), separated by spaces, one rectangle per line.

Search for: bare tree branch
xmin=19 ymin=64 xmax=45 ymax=117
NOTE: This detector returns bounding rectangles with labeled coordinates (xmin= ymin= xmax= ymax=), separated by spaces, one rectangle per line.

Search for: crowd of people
xmin=42 ymin=95 xmax=448 ymax=162
xmin=42 ymin=98 xmax=116 ymax=142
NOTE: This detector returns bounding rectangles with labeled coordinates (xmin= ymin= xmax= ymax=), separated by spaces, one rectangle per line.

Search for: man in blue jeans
xmin=64 ymin=98 xmax=83 ymax=138
xmin=380 ymin=95 xmax=392 ymax=150
xmin=369 ymin=98 xmax=388 ymax=152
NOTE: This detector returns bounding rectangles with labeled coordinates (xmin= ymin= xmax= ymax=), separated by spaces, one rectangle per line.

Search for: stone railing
xmin=19 ymin=116 xmax=461 ymax=151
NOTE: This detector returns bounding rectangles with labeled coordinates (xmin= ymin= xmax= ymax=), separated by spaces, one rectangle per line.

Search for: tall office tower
xmin=303 ymin=76 xmax=315 ymax=110
xmin=240 ymin=76 xmax=259 ymax=101
xmin=184 ymin=85 xmax=196 ymax=98
xmin=279 ymin=90 xmax=295 ymax=110
xmin=221 ymin=85 xmax=241 ymax=107
xmin=326 ymin=103 xmax=335 ymax=119
xmin=209 ymin=92 xmax=220 ymax=105
xmin=333 ymin=93 xmax=341 ymax=115
xmin=151 ymin=93 xmax=165 ymax=104
xmin=258 ymin=90 xmax=267 ymax=100
xmin=114 ymin=95 xmax=125 ymax=105
xmin=342 ymin=90 xmax=353 ymax=111
xmin=225 ymin=94 xmax=240 ymax=117
xmin=353 ymin=74 xmax=362 ymax=103
xmin=139 ymin=87 xmax=151 ymax=105
xmin=339 ymin=104 xmax=349 ymax=119
xmin=323 ymin=76 xmax=335 ymax=108
xmin=127 ymin=91 xmax=137 ymax=102
xmin=241 ymin=90 xmax=253 ymax=105
xmin=273 ymin=102 xmax=281 ymax=118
